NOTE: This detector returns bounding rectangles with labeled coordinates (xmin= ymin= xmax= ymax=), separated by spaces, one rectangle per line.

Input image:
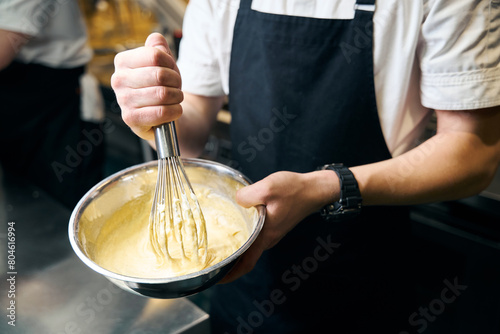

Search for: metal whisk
xmin=149 ymin=122 xmax=208 ymax=266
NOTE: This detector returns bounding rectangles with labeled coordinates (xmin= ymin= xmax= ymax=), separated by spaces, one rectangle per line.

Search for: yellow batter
xmin=92 ymin=181 xmax=250 ymax=279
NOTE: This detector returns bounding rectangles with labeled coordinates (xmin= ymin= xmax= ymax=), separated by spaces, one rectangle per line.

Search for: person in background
xmin=111 ymin=0 xmax=500 ymax=333
xmin=0 ymin=0 xmax=105 ymax=209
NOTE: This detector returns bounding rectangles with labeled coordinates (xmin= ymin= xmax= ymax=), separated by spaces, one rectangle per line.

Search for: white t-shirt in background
xmin=0 ymin=0 xmax=92 ymax=69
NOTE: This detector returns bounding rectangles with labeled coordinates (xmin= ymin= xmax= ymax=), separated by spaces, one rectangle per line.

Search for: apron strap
xmin=355 ymin=0 xmax=376 ymax=12
xmin=356 ymin=0 xmax=376 ymax=5
xmin=240 ymin=0 xmax=377 ymax=12
xmin=239 ymin=0 xmax=252 ymax=10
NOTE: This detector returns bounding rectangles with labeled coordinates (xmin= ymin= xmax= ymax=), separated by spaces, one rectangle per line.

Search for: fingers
xmin=114 ymin=46 xmax=177 ymax=72
xmin=219 ymin=184 xmax=268 ymax=284
xmin=219 ymin=233 xmax=267 ymax=284
xmin=236 ymin=183 xmax=267 ymax=208
xmin=114 ymin=80 xmax=183 ymax=134
xmin=122 ymin=104 xmax=183 ymax=141
xmin=111 ymin=32 xmax=184 ymax=140
xmin=225 ymin=172 xmax=308 ymax=283
xmin=145 ymin=32 xmax=174 ymax=58
xmin=111 ymin=66 xmax=182 ymax=89
xmin=114 ymin=32 xmax=178 ymax=72
xmin=116 ymin=86 xmax=183 ymax=109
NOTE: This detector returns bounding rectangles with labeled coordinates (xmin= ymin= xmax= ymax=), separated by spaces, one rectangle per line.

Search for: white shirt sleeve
xmin=419 ymin=0 xmax=500 ymax=110
xmin=0 ymin=1 xmax=42 ymax=35
xmin=177 ymin=0 xmax=223 ymax=96
xmin=177 ymin=0 xmax=239 ymax=96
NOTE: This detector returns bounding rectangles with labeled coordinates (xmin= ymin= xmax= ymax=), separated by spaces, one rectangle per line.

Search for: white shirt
xmin=0 ymin=0 xmax=92 ymax=68
xmin=177 ymin=0 xmax=500 ymax=156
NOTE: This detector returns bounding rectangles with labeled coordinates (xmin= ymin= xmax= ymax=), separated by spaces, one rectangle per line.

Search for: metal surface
xmin=0 ymin=170 xmax=209 ymax=334
xmin=69 ymin=158 xmax=265 ymax=299
xmin=155 ymin=123 xmax=180 ymax=159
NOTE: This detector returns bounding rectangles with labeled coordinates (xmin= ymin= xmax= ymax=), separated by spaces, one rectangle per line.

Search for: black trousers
xmin=0 ymin=61 xmax=104 ymax=209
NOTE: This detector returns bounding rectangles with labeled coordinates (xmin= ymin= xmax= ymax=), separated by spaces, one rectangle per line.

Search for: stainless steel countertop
xmin=0 ymin=171 xmax=209 ymax=334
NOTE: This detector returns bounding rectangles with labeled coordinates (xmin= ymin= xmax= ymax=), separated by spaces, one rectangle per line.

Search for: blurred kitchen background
xmin=79 ymin=0 xmax=233 ymax=178
xmin=80 ymin=0 xmax=185 ymax=175
xmin=1 ymin=0 xmax=499 ymax=333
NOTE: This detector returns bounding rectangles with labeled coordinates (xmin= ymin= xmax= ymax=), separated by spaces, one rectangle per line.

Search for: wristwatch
xmin=319 ymin=163 xmax=362 ymax=222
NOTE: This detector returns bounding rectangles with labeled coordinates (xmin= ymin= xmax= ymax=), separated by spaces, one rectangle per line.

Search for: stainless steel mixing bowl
xmin=68 ymin=158 xmax=265 ymax=299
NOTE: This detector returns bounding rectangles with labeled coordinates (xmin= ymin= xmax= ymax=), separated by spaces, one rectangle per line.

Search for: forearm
xmin=307 ymin=107 xmax=500 ymax=209
xmin=351 ymin=132 xmax=500 ymax=206
xmin=172 ymin=93 xmax=224 ymax=158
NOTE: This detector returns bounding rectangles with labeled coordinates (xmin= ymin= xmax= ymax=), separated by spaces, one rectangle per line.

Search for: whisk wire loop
xmin=149 ymin=123 xmax=208 ymax=268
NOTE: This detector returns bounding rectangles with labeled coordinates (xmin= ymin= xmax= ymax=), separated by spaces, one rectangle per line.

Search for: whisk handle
xmin=155 ymin=122 xmax=180 ymax=158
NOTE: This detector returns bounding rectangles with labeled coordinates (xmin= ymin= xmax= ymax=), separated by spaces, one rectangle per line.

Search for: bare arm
xmin=351 ymin=107 xmax=500 ymax=206
xmin=176 ymin=93 xmax=225 ymax=157
xmin=0 ymin=29 xmax=30 ymax=70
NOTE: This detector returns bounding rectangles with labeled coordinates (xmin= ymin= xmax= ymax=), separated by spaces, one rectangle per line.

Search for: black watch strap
xmin=320 ymin=164 xmax=362 ymax=222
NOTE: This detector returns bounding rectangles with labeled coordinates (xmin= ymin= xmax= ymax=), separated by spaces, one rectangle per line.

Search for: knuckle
xmin=155 ymin=86 xmax=168 ymax=102
xmin=114 ymin=52 xmax=125 ymax=68
xmin=154 ymin=68 xmax=166 ymax=86
xmin=172 ymin=103 xmax=183 ymax=118
xmin=118 ymin=91 xmax=130 ymax=106
xmin=154 ymin=105 xmax=166 ymax=121
xmin=156 ymin=68 xmax=181 ymax=88
xmin=171 ymin=71 xmax=182 ymax=89
xmin=178 ymin=89 xmax=184 ymax=103
xmin=121 ymin=108 xmax=136 ymax=127
xmin=150 ymin=48 xmax=164 ymax=66
xmin=110 ymin=72 xmax=122 ymax=89
xmin=154 ymin=87 xmax=183 ymax=105
xmin=154 ymin=104 xmax=183 ymax=123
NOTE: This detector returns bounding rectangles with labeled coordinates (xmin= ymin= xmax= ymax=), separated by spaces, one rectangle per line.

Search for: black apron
xmin=0 ymin=62 xmax=104 ymax=209
xmin=211 ymin=0 xmax=416 ymax=332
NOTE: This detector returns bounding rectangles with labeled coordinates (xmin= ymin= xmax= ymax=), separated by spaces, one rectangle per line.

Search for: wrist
xmin=305 ymin=170 xmax=341 ymax=212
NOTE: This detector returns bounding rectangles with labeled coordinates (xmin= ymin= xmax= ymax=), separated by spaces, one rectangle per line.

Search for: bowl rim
xmin=68 ymin=157 xmax=265 ymax=284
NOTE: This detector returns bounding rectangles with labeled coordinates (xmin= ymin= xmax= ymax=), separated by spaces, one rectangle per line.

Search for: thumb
xmin=145 ymin=32 xmax=174 ymax=57
xmin=144 ymin=32 xmax=181 ymax=79
xmin=236 ymin=184 xmax=264 ymax=209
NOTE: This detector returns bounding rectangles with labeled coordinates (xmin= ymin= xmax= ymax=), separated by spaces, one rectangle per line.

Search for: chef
xmin=111 ymin=0 xmax=500 ymax=332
